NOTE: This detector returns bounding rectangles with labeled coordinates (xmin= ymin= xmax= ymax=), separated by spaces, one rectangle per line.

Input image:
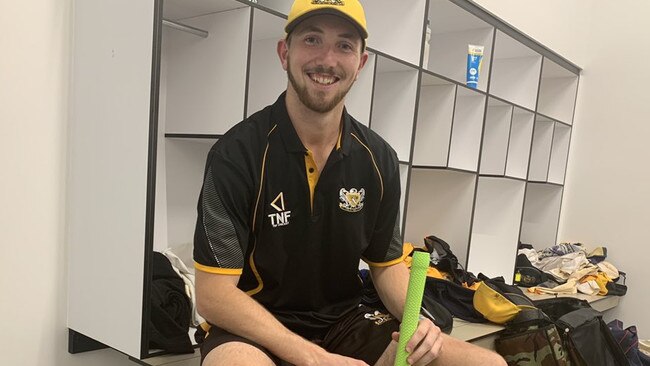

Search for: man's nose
xmin=315 ymin=44 xmax=338 ymax=68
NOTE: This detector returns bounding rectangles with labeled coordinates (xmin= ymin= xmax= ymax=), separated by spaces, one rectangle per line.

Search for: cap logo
xmin=311 ymin=0 xmax=345 ymax=5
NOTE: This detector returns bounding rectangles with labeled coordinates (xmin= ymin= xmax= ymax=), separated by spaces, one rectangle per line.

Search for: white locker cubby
xmin=163 ymin=5 xmax=250 ymax=134
xmin=467 ymin=177 xmax=526 ymax=281
xmin=548 ymin=122 xmax=572 ymax=184
xmin=521 ymin=183 xmax=564 ymax=248
xmin=346 ymin=53 xmax=377 ymax=127
xmin=489 ymin=30 xmax=542 ymax=110
xmin=247 ymin=9 xmax=287 ymax=116
xmin=528 ymin=116 xmax=555 ymax=182
xmin=405 ymin=169 xmax=477 ymax=266
xmin=505 ymin=108 xmax=535 ymax=179
xmin=363 ymin=0 xmax=426 ymax=67
xmin=412 ymin=73 xmax=456 ymax=167
xmin=370 ymin=56 xmax=418 ymax=162
xmin=448 ymin=86 xmax=485 ymax=172
xmin=537 ymin=58 xmax=579 ymax=125
xmin=426 ymin=0 xmax=494 ymax=91
xmin=479 ymin=98 xmax=513 ymax=175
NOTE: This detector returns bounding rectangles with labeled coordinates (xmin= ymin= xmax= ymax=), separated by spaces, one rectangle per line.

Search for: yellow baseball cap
xmin=285 ymin=0 xmax=368 ymax=39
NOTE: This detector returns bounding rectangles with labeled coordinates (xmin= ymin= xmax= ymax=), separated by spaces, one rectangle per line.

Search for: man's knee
xmin=202 ymin=341 xmax=276 ymax=366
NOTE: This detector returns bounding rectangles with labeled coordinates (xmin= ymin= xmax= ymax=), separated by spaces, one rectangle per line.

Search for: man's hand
xmin=391 ymin=317 xmax=443 ymax=366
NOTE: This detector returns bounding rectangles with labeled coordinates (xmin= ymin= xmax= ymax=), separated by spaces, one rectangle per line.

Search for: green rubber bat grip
xmin=394 ymin=251 xmax=430 ymax=366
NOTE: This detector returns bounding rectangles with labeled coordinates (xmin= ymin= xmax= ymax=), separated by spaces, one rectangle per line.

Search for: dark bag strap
xmin=533 ymin=297 xmax=591 ymax=321
xmin=424 ymin=235 xmax=479 ymax=286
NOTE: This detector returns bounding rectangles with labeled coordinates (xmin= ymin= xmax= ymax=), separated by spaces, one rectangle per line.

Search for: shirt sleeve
xmin=193 ymin=146 xmax=254 ymax=275
xmin=362 ymin=160 xmax=405 ymax=267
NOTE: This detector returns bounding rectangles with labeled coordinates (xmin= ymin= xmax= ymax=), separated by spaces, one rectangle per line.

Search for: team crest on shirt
xmin=339 ymin=188 xmax=365 ymax=212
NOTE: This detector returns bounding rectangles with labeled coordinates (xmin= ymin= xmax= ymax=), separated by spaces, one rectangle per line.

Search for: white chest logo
xmin=268 ymin=192 xmax=291 ymax=227
xmin=339 ymin=188 xmax=365 ymax=212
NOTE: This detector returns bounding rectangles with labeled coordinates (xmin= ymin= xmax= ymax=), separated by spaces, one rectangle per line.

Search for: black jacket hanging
xmin=148 ymin=252 xmax=194 ymax=354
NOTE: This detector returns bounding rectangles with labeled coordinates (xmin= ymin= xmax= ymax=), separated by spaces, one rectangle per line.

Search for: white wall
xmin=474 ymin=0 xmax=650 ymax=337
xmin=0 ymin=0 xmax=133 ymax=364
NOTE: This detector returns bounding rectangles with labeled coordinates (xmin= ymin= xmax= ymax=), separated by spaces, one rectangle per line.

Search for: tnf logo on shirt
xmin=339 ymin=188 xmax=365 ymax=212
xmin=268 ymin=192 xmax=291 ymax=228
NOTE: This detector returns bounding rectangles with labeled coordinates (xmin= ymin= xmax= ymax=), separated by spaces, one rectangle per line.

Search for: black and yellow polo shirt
xmin=194 ymin=93 xmax=404 ymax=337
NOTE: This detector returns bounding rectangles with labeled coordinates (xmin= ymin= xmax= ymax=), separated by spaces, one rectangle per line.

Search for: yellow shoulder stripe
xmin=194 ymin=262 xmax=243 ymax=275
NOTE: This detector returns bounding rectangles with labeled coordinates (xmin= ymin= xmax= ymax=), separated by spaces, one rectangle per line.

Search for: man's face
xmin=279 ymin=14 xmax=368 ymax=113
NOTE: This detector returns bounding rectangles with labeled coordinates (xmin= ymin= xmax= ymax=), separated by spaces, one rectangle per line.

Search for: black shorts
xmin=200 ymin=305 xmax=399 ymax=365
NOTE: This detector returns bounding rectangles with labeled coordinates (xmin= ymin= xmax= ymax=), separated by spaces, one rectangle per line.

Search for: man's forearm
xmin=195 ymin=271 xmax=324 ymax=365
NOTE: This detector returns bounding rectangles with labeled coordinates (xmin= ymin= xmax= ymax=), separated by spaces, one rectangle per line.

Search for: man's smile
xmin=307 ymin=72 xmax=340 ymax=86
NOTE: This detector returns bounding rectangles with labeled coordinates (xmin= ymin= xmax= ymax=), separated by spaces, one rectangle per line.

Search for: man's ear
xmin=277 ymin=38 xmax=289 ymax=71
xmin=354 ymin=50 xmax=369 ymax=81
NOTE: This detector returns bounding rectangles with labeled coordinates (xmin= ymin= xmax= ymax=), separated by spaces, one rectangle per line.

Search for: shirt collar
xmin=272 ymin=92 xmax=353 ymax=156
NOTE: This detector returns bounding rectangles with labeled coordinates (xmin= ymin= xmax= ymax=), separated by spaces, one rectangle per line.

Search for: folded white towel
xmin=163 ymin=246 xmax=205 ymax=327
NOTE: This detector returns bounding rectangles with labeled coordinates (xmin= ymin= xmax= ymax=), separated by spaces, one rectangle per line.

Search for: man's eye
xmin=305 ymin=36 xmax=318 ymax=45
xmin=340 ymin=43 xmax=353 ymax=51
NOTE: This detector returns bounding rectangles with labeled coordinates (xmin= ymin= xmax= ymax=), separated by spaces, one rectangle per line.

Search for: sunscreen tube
xmin=466 ymin=44 xmax=484 ymax=89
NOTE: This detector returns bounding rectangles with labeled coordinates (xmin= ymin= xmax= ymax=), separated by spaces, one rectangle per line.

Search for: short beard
xmin=287 ymin=56 xmax=353 ymax=114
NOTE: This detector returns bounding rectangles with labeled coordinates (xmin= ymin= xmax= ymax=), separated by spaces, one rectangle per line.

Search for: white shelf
xmin=163 ymin=7 xmax=250 ymax=134
xmin=370 ymin=57 xmax=418 ymax=162
xmin=426 ymin=0 xmax=494 ymax=91
xmin=412 ymin=74 xmax=456 ymax=166
xmin=448 ymin=86 xmax=485 ymax=171
xmin=528 ymin=116 xmax=554 ymax=181
xmin=346 ymin=53 xmax=377 ymax=127
xmin=505 ymin=108 xmax=534 ymax=179
xmin=247 ymin=9 xmax=286 ymax=116
xmin=537 ymin=58 xmax=579 ymax=125
xmin=468 ymin=177 xmax=526 ymax=281
xmin=520 ymin=182 xmax=563 ymax=248
xmin=547 ymin=123 xmax=571 ymax=184
xmin=404 ymin=169 xmax=476 ymax=266
xmin=364 ymin=0 xmax=426 ymax=66
xmin=479 ymin=99 xmax=512 ymax=175
xmin=489 ymin=30 xmax=542 ymax=110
